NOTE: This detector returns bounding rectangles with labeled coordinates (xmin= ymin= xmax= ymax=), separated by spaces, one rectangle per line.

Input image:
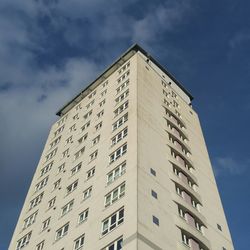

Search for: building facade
xmin=9 ymin=44 xmax=234 ymax=250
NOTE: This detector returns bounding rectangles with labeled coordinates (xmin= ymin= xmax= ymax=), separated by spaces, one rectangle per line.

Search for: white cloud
xmin=0 ymin=0 xmax=194 ymax=185
xmin=229 ymin=31 xmax=250 ymax=49
xmin=213 ymin=156 xmax=248 ymax=176
xmin=132 ymin=1 xmax=192 ymax=45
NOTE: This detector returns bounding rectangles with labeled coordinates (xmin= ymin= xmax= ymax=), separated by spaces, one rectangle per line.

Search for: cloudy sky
xmin=0 ymin=0 xmax=249 ymax=249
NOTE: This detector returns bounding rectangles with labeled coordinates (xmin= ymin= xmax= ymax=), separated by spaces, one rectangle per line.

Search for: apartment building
xmin=9 ymin=44 xmax=234 ymax=250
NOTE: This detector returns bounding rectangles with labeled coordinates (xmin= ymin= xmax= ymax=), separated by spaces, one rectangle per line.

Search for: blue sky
xmin=0 ymin=0 xmax=249 ymax=249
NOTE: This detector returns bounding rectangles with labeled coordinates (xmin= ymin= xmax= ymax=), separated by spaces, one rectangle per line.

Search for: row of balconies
xmin=163 ymin=103 xmax=210 ymax=250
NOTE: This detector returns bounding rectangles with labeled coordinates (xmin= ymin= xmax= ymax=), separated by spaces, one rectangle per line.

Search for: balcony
xmin=163 ymin=105 xmax=186 ymax=129
xmin=172 ymin=178 xmax=202 ymax=207
xmin=170 ymin=146 xmax=195 ymax=170
xmin=176 ymin=223 xmax=211 ymax=250
xmin=164 ymin=118 xmax=189 ymax=142
xmin=170 ymin=173 xmax=200 ymax=202
xmin=166 ymin=129 xmax=191 ymax=153
xmin=173 ymin=195 xmax=206 ymax=227
xmin=169 ymin=160 xmax=197 ymax=184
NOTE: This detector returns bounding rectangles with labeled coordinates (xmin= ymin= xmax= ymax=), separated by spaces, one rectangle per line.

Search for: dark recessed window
xmin=217 ymin=224 xmax=222 ymax=231
xmin=151 ymin=190 xmax=158 ymax=199
xmin=153 ymin=215 xmax=159 ymax=226
xmin=150 ymin=168 xmax=156 ymax=176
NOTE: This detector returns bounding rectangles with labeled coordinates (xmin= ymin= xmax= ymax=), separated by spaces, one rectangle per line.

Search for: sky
xmin=0 ymin=0 xmax=249 ymax=249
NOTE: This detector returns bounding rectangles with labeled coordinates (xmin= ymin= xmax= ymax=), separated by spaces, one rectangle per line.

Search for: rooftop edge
xmin=56 ymin=43 xmax=194 ymax=116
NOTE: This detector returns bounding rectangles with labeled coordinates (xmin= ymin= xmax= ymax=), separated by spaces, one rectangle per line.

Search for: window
xmin=50 ymin=136 xmax=61 ymax=148
xmin=57 ymin=115 xmax=67 ymax=126
xmin=112 ymin=113 xmax=128 ymax=131
xmin=181 ymin=231 xmax=190 ymax=246
xmin=170 ymin=149 xmax=191 ymax=170
xmin=16 ymin=232 xmax=32 ymax=250
xmin=78 ymin=209 xmax=89 ymax=224
xmin=62 ymin=148 xmax=69 ymax=158
xmin=102 ymin=80 xmax=108 ymax=88
xmin=81 ymin=121 xmax=90 ymax=132
xmin=23 ymin=211 xmax=38 ymax=229
xmin=69 ymin=124 xmax=76 ymax=132
xmin=105 ymin=182 xmax=125 ymax=207
xmin=48 ymin=197 xmax=56 ymax=209
xmin=66 ymin=136 xmax=73 ymax=144
xmin=173 ymin=100 xmax=179 ymax=108
xmin=45 ymin=148 xmax=57 ymax=161
xmin=58 ymin=163 xmax=65 ymax=173
xmin=54 ymin=125 xmax=64 ymax=137
xmin=83 ymin=186 xmax=92 ymax=200
xmin=99 ymin=99 xmax=106 ymax=107
xmin=35 ymin=176 xmax=48 ymax=192
xmin=195 ymin=221 xmax=203 ymax=232
xmin=111 ymin=127 xmax=128 ymax=146
xmin=101 ymin=89 xmax=107 ymax=97
xmin=178 ymin=206 xmax=204 ymax=234
xmin=74 ymin=234 xmax=85 ymax=250
xmin=162 ymin=80 xmax=169 ymax=89
xmin=88 ymin=90 xmax=96 ymax=99
xmin=150 ymin=168 xmax=156 ymax=176
xmin=178 ymin=206 xmax=185 ymax=219
xmin=166 ymin=120 xmax=188 ymax=142
xmin=78 ymin=133 xmax=88 ymax=144
xmin=114 ymin=101 xmax=128 ymax=117
xmin=42 ymin=217 xmax=50 ymax=231
xmin=151 ymin=190 xmax=158 ymax=199
xmin=83 ymin=110 xmax=92 ymax=120
xmin=165 ymin=107 xmax=185 ymax=129
xmin=89 ymin=150 xmax=98 ymax=161
xmin=102 ymin=237 xmax=123 ymax=250
xmin=152 ymin=215 xmax=159 ymax=226
xmin=97 ymin=110 xmax=104 ymax=119
xmin=62 ymin=200 xmax=74 ymax=216
xmin=164 ymin=98 xmax=171 ymax=107
xmin=117 ymin=70 xmax=130 ymax=84
xmin=73 ymin=113 xmax=79 ymax=120
xmin=40 ymin=162 xmax=53 ymax=176
xmin=175 ymin=110 xmax=181 ymax=119
xmin=116 ymin=80 xmax=129 ymax=94
xmin=95 ymin=121 xmax=102 ymax=131
xmin=30 ymin=193 xmax=43 ymax=209
xmin=118 ymin=61 xmax=130 ymax=74
xmin=107 ymin=161 xmax=126 ymax=185
xmin=36 ymin=241 xmax=44 ymax=250
xmin=101 ymin=207 xmax=124 ymax=236
xmin=172 ymin=165 xmax=196 ymax=190
xmin=55 ymin=223 xmax=69 ymax=240
xmin=217 ymin=224 xmax=222 ymax=231
xmin=92 ymin=135 xmax=100 ymax=146
xmin=115 ymin=89 xmax=129 ymax=104
xmin=109 ymin=144 xmax=127 ymax=164
xmin=71 ymin=163 xmax=82 ymax=176
xmin=75 ymin=103 xmax=82 ymax=111
xmin=86 ymin=100 xmax=94 ymax=109
xmin=86 ymin=167 xmax=95 ymax=179
xmin=75 ymin=147 xmax=85 ymax=160
xmin=172 ymin=91 xmax=177 ymax=98
xmin=175 ymin=184 xmax=200 ymax=210
xmin=66 ymin=180 xmax=78 ymax=194
xmin=163 ymin=89 xmax=170 ymax=98
xmin=53 ymin=179 xmax=61 ymax=190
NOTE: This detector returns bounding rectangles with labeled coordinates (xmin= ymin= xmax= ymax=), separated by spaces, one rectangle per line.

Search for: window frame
xmin=101 ymin=207 xmax=124 ymax=236
xmin=55 ymin=223 xmax=69 ymax=241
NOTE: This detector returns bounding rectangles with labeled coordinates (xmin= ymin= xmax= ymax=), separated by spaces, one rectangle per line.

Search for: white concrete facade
xmin=9 ymin=45 xmax=234 ymax=250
